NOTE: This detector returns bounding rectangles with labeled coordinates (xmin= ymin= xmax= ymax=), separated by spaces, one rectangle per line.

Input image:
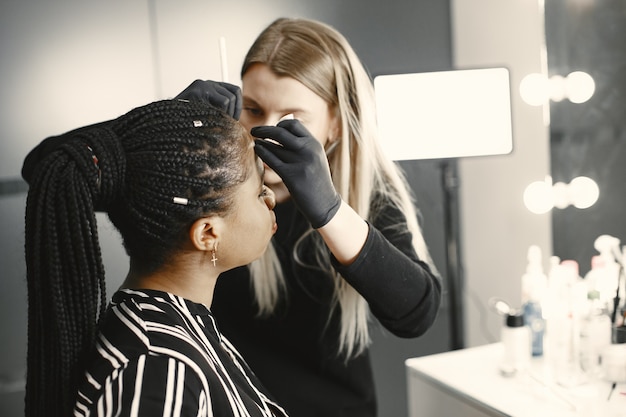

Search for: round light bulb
xmin=552 ymin=181 xmax=570 ymax=209
xmin=569 ymin=176 xmax=599 ymax=209
xmin=566 ymin=71 xmax=595 ymax=104
xmin=549 ymin=75 xmax=567 ymax=102
xmin=524 ymin=180 xmax=554 ymax=214
xmin=520 ymin=73 xmax=550 ymax=106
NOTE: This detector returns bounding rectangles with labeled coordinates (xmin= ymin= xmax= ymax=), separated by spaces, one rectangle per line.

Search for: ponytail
xmin=24 ymin=125 xmax=115 ymax=416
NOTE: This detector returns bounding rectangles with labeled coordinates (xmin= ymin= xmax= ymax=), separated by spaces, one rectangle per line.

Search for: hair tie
xmin=85 ymin=125 xmax=126 ymax=210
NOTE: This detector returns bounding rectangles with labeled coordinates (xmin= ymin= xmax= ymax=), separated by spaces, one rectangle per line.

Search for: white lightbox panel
xmin=374 ymin=68 xmax=513 ymax=161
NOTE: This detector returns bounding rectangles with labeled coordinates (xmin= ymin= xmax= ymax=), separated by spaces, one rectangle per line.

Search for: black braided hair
xmin=23 ymin=99 xmax=252 ymax=417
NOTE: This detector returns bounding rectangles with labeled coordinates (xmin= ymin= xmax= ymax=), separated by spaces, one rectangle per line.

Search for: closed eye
xmin=243 ymin=107 xmax=263 ymax=118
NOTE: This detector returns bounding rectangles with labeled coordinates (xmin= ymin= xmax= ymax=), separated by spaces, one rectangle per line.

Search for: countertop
xmin=406 ymin=343 xmax=626 ymax=417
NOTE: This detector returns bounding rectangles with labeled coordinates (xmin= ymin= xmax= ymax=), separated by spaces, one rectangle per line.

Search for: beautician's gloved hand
xmin=253 ymin=120 xmax=341 ymax=229
xmin=174 ymin=80 xmax=242 ymax=120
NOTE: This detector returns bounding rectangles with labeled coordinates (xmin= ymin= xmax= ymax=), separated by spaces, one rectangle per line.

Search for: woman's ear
xmin=189 ymin=216 xmax=221 ymax=252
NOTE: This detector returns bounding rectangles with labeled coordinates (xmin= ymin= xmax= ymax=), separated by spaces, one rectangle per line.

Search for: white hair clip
xmin=193 ymin=120 xmax=203 ymax=127
xmin=172 ymin=197 xmax=189 ymax=205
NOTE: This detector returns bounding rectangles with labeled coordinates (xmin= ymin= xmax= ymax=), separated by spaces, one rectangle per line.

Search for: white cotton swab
xmin=263 ymin=114 xmax=295 ymax=146
xmin=278 ymin=113 xmax=294 ymax=123
xmin=219 ymin=36 xmax=229 ymax=83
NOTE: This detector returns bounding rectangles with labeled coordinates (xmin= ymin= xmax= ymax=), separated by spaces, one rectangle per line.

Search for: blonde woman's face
xmin=241 ymin=63 xmax=339 ymax=196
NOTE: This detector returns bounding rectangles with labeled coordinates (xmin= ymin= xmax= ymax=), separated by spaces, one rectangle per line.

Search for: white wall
xmin=452 ymin=0 xmax=553 ymax=347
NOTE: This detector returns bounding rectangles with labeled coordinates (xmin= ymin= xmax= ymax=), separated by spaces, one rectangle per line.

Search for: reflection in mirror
xmin=546 ymin=0 xmax=626 ymax=275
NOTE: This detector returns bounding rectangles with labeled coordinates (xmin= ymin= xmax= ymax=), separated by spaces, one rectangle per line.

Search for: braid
xmin=24 ymin=99 xmax=251 ymax=416
xmin=25 ymin=139 xmax=105 ymax=417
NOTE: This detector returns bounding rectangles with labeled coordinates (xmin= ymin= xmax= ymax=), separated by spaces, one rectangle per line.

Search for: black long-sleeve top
xmin=211 ymin=197 xmax=442 ymax=417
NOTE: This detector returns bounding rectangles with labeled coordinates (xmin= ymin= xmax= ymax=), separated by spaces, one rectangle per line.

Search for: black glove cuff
xmin=312 ymin=195 xmax=342 ymax=229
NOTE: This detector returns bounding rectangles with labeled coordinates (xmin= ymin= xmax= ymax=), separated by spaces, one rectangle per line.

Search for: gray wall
xmin=0 ymin=1 xmax=453 ymax=416
xmin=452 ymin=0 xmax=552 ymax=348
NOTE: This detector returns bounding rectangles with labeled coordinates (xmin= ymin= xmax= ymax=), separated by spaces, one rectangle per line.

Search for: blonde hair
xmin=244 ymin=17 xmax=436 ymax=358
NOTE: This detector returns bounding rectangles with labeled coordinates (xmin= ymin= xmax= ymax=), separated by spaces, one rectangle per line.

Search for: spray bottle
xmin=592 ymin=235 xmax=622 ymax=312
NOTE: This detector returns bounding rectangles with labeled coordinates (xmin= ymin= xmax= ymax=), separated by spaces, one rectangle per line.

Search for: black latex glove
xmin=174 ymin=80 xmax=242 ymax=120
xmin=252 ymin=120 xmax=341 ymax=229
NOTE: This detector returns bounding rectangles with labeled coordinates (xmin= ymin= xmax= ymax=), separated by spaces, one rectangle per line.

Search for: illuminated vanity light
xmin=524 ymin=176 xmax=554 ymax=214
xmin=552 ymin=181 xmax=570 ymax=209
xmin=548 ymin=75 xmax=567 ymax=102
xmin=569 ymin=176 xmax=599 ymax=208
xmin=520 ymin=73 xmax=550 ymax=106
xmin=520 ymin=71 xmax=595 ymax=105
xmin=524 ymin=175 xmax=599 ymax=213
xmin=566 ymin=71 xmax=595 ymax=104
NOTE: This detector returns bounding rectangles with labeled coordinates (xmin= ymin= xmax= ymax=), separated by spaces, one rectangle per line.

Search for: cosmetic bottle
xmin=499 ymin=310 xmax=531 ymax=377
xmin=581 ymin=256 xmax=613 ymax=379
xmin=580 ymin=301 xmax=612 ymax=379
xmin=547 ymin=260 xmax=588 ymax=387
xmin=521 ymin=245 xmax=547 ymax=356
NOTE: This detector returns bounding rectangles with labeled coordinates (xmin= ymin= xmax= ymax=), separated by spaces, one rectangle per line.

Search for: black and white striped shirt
xmin=74 ymin=288 xmax=288 ymax=417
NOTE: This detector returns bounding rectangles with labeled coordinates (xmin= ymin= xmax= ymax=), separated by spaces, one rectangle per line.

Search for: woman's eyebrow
xmin=242 ymin=96 xmax=260 ymax=106
xmin=256 ymin=157 xmax=265 ymax=180
xmin=243 ymin=96 xmax=304 ymax=115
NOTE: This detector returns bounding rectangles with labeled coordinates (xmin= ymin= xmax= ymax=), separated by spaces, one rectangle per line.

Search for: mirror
xmin=546 ymin=0 xmax=626 ymax=275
